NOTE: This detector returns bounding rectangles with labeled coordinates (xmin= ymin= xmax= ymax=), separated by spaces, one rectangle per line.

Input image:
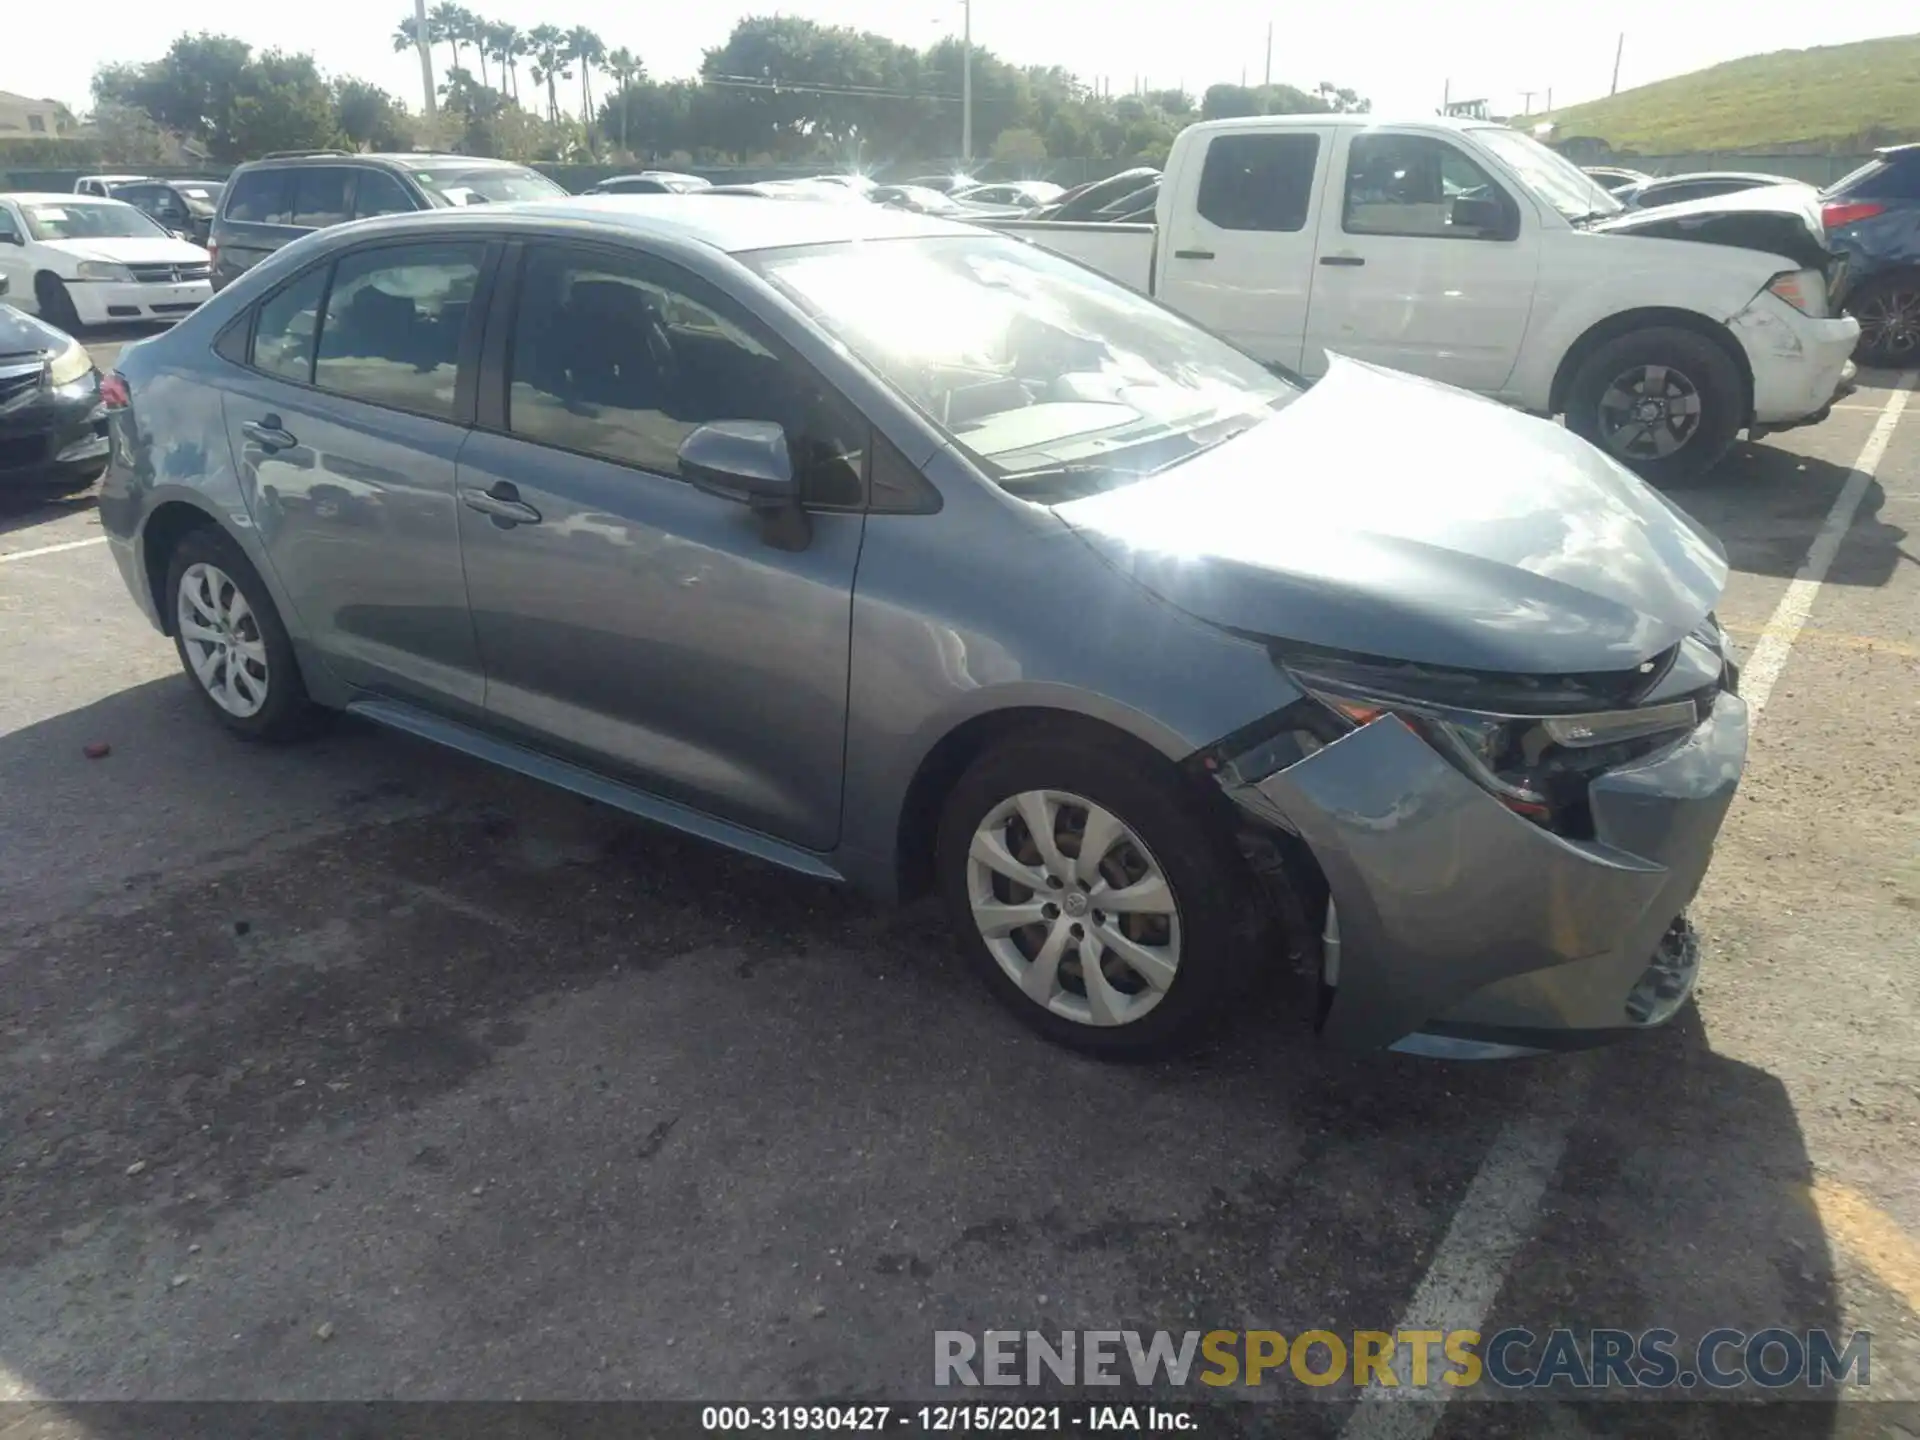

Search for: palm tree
xmin=603 ymin=47 xmax=644 ymax=152
xmin=486 ymin=21 xmax=522 ymax=101
xmin=392 ymin=14 xmax=439 ymax=104
xmin=528 ymin=25 xmax=568 ymax=124
xmin=565 ymin=27 xmax=606 ymax=143
xmin=431 ymin=3 xmax=473 ymax=76
xmin=466 ymin=13 xmax=491 ymax=90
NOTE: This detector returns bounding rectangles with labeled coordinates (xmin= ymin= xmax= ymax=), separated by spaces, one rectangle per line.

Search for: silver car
xmin=97 ymin=196 xmax=1748 ymax=1058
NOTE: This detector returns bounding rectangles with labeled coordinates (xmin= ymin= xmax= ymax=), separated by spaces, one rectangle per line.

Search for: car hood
xmin=1589 ymin=182 xmax=1833 ymax=270
xmin=37 ymin=235 xmax=210 ymax=265
xmin=1053 ymin=358 xmax=1728 ymax=676
xmin=0 ymin=303 xmax=73 ymax=360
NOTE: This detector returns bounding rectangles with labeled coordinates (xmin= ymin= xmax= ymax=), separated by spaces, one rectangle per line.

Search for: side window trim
xmin=485 ymin=237 xmax=874 ymax=511
xmin=237 ymin=237 xmax=501 ymax=426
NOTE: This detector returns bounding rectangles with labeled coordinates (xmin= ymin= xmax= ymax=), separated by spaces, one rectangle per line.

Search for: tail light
xmin=206 ymin=240 xmax=218 ymax=273
xmin=99 ymin=371 xmax=131 ymax=409
xmin=1822 ymin=200 xmax=1885 ymax=229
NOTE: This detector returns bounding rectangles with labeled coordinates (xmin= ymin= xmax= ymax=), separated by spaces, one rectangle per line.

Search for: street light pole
xmin=960 ymin=0 xmax=972 ymax=165
xmin=414 ymin=0 xmax=437 ymax=118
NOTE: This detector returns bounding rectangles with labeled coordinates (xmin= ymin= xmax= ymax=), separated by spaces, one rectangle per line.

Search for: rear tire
xmin=34 ymin=272 xmax=82 ymax=334
xmin=934 ymin=733 xmax=1260 ymax=1057
xmin=1565 ymin=326 xmax=1743 ymax=484
xmin=1846 ymin=271 xmax=1920 ymax=369
xmin=163 ymin=527 xmax=322 ymax=742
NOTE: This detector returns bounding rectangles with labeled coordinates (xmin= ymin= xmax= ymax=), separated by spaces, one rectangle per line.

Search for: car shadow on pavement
xmin=1444 ymin=1005 xmax=1851 ymax=1439
xmin=1665 ymin=443 xmax=1907 ymax=589
xmin=0 ymin=682 xmax=1849 ymax=1421
xmin=0 ymin=489 xmax=97 ymax=538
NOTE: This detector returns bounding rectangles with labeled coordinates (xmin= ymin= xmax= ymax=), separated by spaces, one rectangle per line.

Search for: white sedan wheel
xmin=176 ymin=562 xmax=270 ymax=718
xmin=965 ymin=788 xmax=1182 ymax=1027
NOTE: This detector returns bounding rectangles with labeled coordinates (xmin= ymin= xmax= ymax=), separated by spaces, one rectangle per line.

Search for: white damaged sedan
xmin=0 ymin=193 xmax=212 ymax=330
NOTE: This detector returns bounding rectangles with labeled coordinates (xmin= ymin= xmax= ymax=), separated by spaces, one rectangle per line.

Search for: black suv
xmin=112 ymin=178 xmax=227 ymax=245
xmin=207 ymin=151 xmax=565 ymax=290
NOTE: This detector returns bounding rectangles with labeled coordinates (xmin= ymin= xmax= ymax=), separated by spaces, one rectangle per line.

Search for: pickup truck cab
xmin=999 ymin=116 xmax=1858 ymax=481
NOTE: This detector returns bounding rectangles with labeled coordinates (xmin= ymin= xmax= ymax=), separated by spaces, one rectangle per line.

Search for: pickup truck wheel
xmin=1565 ymin=327 xmax=1741 ymax=484
xmin=1847 ymin=273 xmax=1920 ymax=368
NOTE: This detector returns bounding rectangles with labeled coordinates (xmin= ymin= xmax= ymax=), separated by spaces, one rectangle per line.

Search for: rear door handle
xmin=1319 ymin=255 xmax=1366 ymax=267
xmin=462 ymin=481 xmax=542 ymax=526
xmin=1172 ymin=248 xmax=1215 ymax=260
xmin=241 ymin=415 xmax=297 ymax=451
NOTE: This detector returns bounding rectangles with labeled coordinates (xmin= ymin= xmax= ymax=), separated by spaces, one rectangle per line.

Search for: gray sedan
xmin=96 ymin=196 xmax=1747 ymax=1058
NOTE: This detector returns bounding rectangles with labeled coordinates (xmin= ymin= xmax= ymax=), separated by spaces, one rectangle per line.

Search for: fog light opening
xmin=1625 ymin=915 xmax=1701 ymax=1026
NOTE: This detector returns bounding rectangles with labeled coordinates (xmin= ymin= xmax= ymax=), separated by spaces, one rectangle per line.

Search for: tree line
xmin=69 ymin=16 xmax=1369 ymax=170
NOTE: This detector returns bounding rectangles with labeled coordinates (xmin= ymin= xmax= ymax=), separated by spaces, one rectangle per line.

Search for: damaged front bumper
xmin=1219 ymin=690 xmax=1748 ymax=1055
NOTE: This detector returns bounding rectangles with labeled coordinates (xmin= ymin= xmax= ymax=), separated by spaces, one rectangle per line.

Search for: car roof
xmin=331 ymin=193 xmax=979 ymax=254
xmin=1640 ymin=171 xmax=1799 ymax=184
xmin=233 ymin=152 xmax=525 ymax=170
xmin=1194 ymin=113 xmax=1490 ymax=134
xmin=4 ymin=191 xmax=137 ymax=204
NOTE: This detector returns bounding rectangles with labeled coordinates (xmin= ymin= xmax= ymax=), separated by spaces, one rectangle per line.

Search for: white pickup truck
xmin=996 ymin=115 xmax=1859 ymax=481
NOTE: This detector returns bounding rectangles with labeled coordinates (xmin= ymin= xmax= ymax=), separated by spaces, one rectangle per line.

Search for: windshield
xmin=750 ymin=235 xmax=1298 ymax=497
xmin=1471 ymin=128 xmax=1623 ymax=222
xmin=408 ymin=165 xmax=566 ymax=207
xmin=20 ymin=200 xmax=168 ymax=241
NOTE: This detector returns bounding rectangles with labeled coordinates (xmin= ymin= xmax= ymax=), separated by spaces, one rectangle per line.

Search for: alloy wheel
xmin=1597 ymin=363 xmax=1703 ymax=460
xmin=176 ymin=562 xmax=270 ymax=718
xmin=965 ymin=789 xmax=1182 ymax=1027
xmin=1855 ymin=283 xmax=1920 ymax=362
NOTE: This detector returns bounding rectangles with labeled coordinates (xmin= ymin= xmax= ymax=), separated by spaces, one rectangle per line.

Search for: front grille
xmin=0 ymin=365 xmax=42 ymax=409
xmin=0 ymin=434 xmax=50 ymax=470
xmin=127 ymin=262 xmax=212 ymax=285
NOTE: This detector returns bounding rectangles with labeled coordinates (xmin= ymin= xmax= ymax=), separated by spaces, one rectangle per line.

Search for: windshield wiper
xmin=999 ymin=461 xmax=1149 ymax=492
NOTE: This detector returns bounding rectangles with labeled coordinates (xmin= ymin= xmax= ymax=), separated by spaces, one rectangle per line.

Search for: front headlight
xmin=47 ymin=339 xmax=93 ymax=388
xmin=1287 ymin=657 xmax=1699 ymax=835
xmin=75 ymin=260 xmax=134 ymax=282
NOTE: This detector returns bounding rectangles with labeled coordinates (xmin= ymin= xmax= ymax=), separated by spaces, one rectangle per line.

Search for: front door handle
xmin=242 ymin=415 xmax=297 ymax=451
xmin=1319 ymin=255 xmax=1366 ymax=267
xmin=1172 ymin=248 xmax=1215 ymax=260
xmin=462 ymin=481 xmax=542 ymax=526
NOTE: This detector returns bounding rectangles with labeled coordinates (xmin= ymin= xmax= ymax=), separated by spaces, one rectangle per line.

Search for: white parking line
xmin=1740 ymin=373 xmax=1914 ymax=719
xmin=1342 ymin=371 xmax=1917 ymax=1440
xmin=0 ymin=535 xmax=109 ymax=564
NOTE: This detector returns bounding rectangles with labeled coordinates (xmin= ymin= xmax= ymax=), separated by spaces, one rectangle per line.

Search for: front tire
xmin=164 ymin=528 xmax=320 ymax=741
xmin=1565 ymin=326 xmax=1743 ymax=484
xmin=34 ymin=273 xmax=82 ymax=334
xmin=935 ymin=734 xmax=1258 ymax=1057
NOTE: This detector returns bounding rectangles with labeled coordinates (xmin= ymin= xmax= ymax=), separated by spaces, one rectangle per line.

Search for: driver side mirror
xmin=677 ymin=420 xmax=811 ymax=550
xmin=0 ymin=230 xmax=22 ymax=246
xmin=1451 ymin=195 xmax=1517 ymax=240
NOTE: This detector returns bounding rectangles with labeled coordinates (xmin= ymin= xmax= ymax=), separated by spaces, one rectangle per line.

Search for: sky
xmin=4 ymin=0 xmax=1910 ymax=129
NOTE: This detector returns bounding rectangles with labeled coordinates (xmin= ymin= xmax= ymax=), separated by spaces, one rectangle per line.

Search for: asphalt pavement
xmin=1 ymin=334 xmax=1915 ymax=1435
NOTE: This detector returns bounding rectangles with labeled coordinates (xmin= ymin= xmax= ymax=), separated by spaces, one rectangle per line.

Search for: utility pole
xmin=1264 ymin=22 xmax=1272 ymax=87
xmin=1611 ymin=33 xmax=1624 ymax=95
xmin=413 ymin=0 xmax=436 ymax=118
xmin=960 ymin=0 xmax=972 ymax=164
xmin=1441 ymin=77 xmax=1450 ymax=114
xmin=1519 ymin=89 xmax=1536 ymax=115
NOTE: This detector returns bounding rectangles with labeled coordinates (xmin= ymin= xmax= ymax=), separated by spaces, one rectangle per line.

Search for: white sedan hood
xmin=37 ymin=235 xmax=210 ymax=266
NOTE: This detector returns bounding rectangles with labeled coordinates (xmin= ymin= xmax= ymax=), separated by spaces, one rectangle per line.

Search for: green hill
xmin=1540 ymin=33 xmax=1920 ymax=153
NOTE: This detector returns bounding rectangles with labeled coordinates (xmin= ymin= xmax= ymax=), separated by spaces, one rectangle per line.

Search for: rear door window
xmin=224 ymin=170 xmax=292 ymax=225
xmin=291 ymin=168 xmax=352 ymax=229
xmin=249 ymin=266 xmax=330 ymax=383
xmin=1195 ymin=133 xmax=1320 ymax=232
xmin=311 ymin=242 xmax=485 ymax=419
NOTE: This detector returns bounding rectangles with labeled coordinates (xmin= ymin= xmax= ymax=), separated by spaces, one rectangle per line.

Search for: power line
xmin=702 ymin=74 xmax=967 ymax=102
